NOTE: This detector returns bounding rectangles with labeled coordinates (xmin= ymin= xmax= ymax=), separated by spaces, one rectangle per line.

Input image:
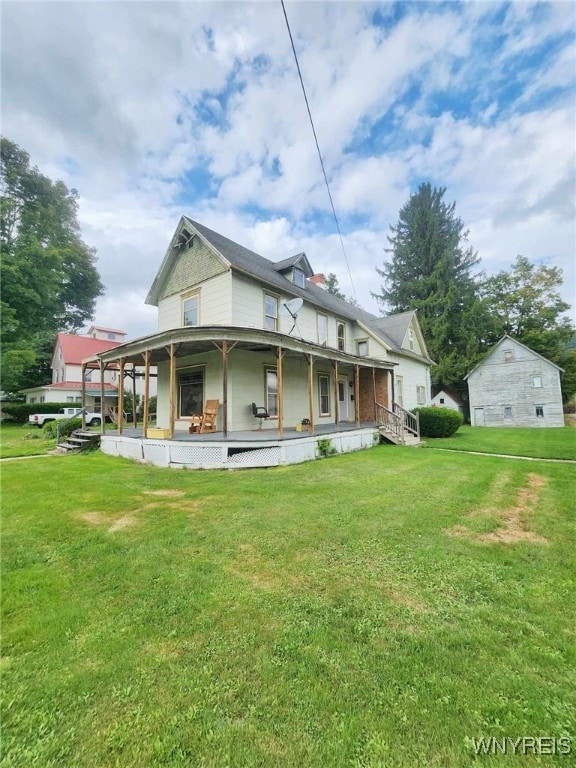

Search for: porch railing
xmin=393 ymin=401 xmax=420 ymax=438
xmin=375 ymin=401 xmax=420 ymax=444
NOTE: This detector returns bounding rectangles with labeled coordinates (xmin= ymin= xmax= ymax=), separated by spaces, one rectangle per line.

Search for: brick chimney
xmin=309 ymin=273 xmax=326 ymax=287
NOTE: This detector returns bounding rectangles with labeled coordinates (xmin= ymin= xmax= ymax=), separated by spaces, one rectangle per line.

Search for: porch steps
xmin=379 ymin=427 xmax=421 ymax=447
xmin=56 ymin=430 xmax=101 ymax=454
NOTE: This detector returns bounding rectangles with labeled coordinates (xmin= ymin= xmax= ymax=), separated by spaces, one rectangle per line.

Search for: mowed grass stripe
xmin=2 ymin=448 xmax=575 ymax=767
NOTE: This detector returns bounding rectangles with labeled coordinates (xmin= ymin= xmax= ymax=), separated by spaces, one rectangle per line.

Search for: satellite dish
xmin=280 ymin=297 xmax=303 ymax=317
xmin=279 ymin=298 xmax=304 ymax=335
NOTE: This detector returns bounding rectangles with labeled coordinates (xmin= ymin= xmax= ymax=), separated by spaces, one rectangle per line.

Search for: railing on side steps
xmin=375 ymin=402 xmax=420 ymax=445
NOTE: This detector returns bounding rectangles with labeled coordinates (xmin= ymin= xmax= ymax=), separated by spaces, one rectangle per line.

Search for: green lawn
xmin=2 ymin=447 xmax=575 ymax=767
xmin=425 ymin=424 xmax=576 ymax=460
xmin=0 ymin=422 xmax=56 ymax=458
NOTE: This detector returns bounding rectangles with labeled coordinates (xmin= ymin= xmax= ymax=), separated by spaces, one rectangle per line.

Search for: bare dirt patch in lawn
xmin=143 ymin=489 xmax=186 ymax=498
xmin=446 ymin=473 xmax=549 ymax=545
xmin=108 ymin=515 xmax=137 ymax=533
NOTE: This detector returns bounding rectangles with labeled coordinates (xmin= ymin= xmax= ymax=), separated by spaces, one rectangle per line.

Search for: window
xmin=293 ymin=268 xmax=306 ymax=288
xmin=30 ymin=397 xmax=36 ymax=404
xmin=408 ymin=328 xmax=414 ymax=351
xmin=264 ymin=294 xmax=278 ymax=331
xmin=357 ymin=340 xmax=368 ymax=357
xmin=84 ymin=370 xmax=93 ymax=382
xmin=265 ymin=368 xmax=278 ymax=416
xmin=40 ymin=396 xmax=45 ymax=403
xmin=395 ymin=376 xmax=403 ymax=407
xmin=337 ymin=321 xmax=345 ymax=352
xmin=178 ymin=369 xmax=204 ymax=417
xmin=317 ymin=313 xmax=328 ymax=345
xmin=439 ymin=397 xmax=445 ymax=404
xmin=318 ymin=374 xmax=330 ymax=416
xmin=535 ymin=405 xmax=544 ymax=418
xmin=416 ymin=385 xmax=426 ymax=405
xmin=533 ymin=375 xmax=543 ymax=388
xmin=107 ymin=332 xmax=116 ymax=340
xmin=183 ymin=293 xmax=199 ymax=327
xmin=67 ymin=396 xmax=74 ymax=403
xmin=504 ymin=350 xmax=514 ymax=362
xmin=504 ymin=406 xmax=513 ymax=419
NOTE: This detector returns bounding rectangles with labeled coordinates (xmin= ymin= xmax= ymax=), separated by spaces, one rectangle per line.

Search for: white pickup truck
xmin=28 ymin=407 xmax=103 ymax=428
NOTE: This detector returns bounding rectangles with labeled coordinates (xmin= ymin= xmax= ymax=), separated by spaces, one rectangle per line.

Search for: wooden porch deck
xmin=108 ymin=420 xmax=378 ymax=442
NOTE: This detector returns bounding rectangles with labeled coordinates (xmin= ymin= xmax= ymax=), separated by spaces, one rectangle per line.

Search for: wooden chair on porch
xmin=189 ymin=399 xmax=219 ymax=434
xmin=200 ymin=400 xmax=219 ymax=433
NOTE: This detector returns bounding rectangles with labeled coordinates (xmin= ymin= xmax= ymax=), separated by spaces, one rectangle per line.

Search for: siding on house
xmin=159 ymin=237 xmax=228 ymax=299
xmin=466 ymin=337 xmax=564 ymax=427
xmin=158 ymin=271 xmax=233 ymax=332
xmin=388 ymin=352 xmax=431 ymax=411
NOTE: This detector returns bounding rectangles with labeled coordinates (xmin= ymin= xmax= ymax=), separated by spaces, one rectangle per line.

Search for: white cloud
xmin=2 ymin=0 xmax=574 ymax=339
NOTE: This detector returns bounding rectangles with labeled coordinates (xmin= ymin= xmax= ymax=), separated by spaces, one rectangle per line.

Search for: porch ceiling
xmin=89 ymin=326 xmax=397 ymax=370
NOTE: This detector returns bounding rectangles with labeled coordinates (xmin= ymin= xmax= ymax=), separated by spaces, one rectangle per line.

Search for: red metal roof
xmin=55 ymin=333 xmax=122 ymax=364
xmin=32 ymin=382 xmax=118 ymax=392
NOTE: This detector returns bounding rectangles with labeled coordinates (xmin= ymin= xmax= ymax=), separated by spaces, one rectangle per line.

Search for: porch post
xmin=81 ymin=363 xmax=87 ymax=431
xmin=222 ymin=340 xmax=229 ymax=438
xmin=132 ymin=363 xmax=138 ymax=429
xmin=100 ymin=360 xmax=106 ymax=435
xmin=277 ymin=346 xmax=284 ymax=439
xmin=372 ymin=366 xmax=377 ymax=423
xmin=333 ymin=360 xmax=339 ymax=429
xmin=169 ymin=343 xmax=176 ymax=439
xmin=142 ymin=351 xmax=150 ymax=439
xmin=307 ymin=354 xmax=315 ymax=434
xmin=355 ymin=364 xmax=360 ymax=427
xmin=118 ymin=358 xmax=125 ymax=435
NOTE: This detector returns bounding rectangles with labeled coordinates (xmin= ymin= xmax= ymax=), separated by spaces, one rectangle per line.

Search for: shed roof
xmin=464 ymin=335 xmax=564 ymax=380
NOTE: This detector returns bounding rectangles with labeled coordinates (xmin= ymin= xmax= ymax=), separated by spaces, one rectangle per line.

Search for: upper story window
xmin=264 ymin=293 xmax=278 ymax=331
xmin=317 ymin=313 xmax=328 ymax=345
xmin=503 ymin=349 xmax=514 ymax=362
xmin=337 ymin=321 xmax=345 ymax=352
xmin=293 ymin=268 xmax=306 ymax=288
xmin=357 ymin=340 xmax=368 ymax=357
xmin=408 ymin=328 xmax=414 ymax=351
xmin=532 ymin=375 xmax=543 ymax=388
xmin=107 ymin=332 xmax=116 ymax=340
xmin=183 ymin=292 xmax=199 ymax=327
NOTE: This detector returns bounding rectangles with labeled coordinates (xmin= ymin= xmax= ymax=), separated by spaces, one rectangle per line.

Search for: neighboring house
xmin=465 ymin=335 xmax=564 ymax=427
xmin=431 ymin=388 xmax=465 ymax=416
xmin=93 ymin=218 xmax=433 ymax=449
xmin=20 ymin=327 xmax=156 ymax=413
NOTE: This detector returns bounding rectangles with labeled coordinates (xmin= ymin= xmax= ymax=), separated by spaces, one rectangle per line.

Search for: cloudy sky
xmin=2 ymin=0 xmax=575 ymax=340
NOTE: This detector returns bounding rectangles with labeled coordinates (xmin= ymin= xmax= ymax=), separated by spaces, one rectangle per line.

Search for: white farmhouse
xmin=92 ymin=218 xmax=434 ymax=468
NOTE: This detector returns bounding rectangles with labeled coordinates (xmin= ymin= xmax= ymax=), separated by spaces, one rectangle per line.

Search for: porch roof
xmin=91 ymin=325 xmax=397 ymax=370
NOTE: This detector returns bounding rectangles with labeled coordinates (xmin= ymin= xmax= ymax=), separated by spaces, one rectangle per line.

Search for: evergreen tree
xmin=1 ymin=137 xmax=104 ymax=394
xmin=374 ymin=182 xmax=487 ymax=393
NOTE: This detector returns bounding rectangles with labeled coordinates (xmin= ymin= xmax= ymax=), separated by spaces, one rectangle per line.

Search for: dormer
xmin=274 ymin=252 xmax=314 ymax=288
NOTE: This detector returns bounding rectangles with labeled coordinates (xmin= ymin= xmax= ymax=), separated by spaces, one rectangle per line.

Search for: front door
xmin=338 ymin=378 xmax=349 ymax=420
xmin=474 ymin=407 xmax=485 ymax=426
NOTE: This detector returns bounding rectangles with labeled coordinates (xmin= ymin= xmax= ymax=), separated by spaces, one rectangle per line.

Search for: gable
xmin=159 ymin=235 xmax=227 ymax=300
xmin=466 ymin=336 xmax=563 ymax=380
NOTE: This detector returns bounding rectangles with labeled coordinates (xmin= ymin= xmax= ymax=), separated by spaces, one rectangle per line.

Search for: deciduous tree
xmin=1 ymin=137 xmax=104 ymax=394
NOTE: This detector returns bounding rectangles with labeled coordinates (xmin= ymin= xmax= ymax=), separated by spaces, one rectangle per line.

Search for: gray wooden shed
xmin=465 ymin=336 xmax=564 ymax=427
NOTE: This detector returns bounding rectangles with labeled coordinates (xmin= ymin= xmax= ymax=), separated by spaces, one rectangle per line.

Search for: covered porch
xmin=85 ymin=326 xmax=397 ymax=440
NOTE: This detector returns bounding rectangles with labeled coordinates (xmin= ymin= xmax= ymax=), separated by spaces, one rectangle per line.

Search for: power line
xmin=280 ymin=0 xmax=357 ymax=299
